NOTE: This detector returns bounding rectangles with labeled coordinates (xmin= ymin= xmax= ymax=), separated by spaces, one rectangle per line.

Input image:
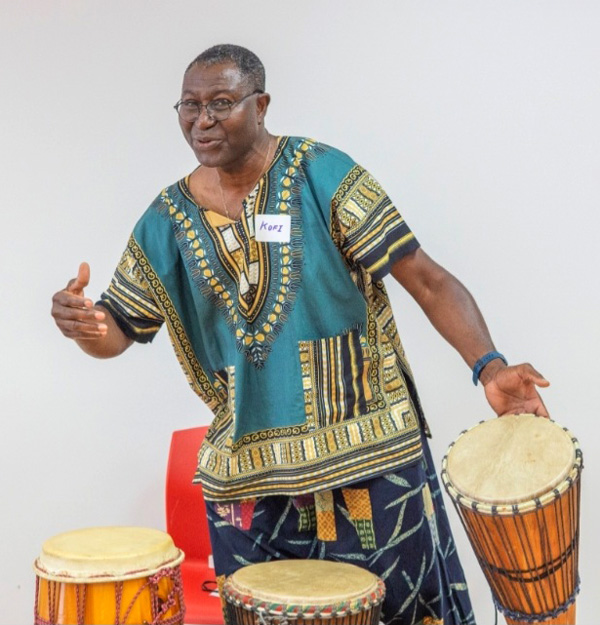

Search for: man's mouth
xmin=194 ymin=137 xmax=221 ymax=148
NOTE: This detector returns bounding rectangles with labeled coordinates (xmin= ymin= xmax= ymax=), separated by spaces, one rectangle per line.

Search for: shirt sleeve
xmin=332 ymin=164 xmax=420 ymax=281
xmin=97 ymin=242 xmax=164 ymax=343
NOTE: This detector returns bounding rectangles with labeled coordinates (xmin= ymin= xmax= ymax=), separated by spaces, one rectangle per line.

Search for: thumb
xmin=67 ymin=262 xmax=90 ymax=294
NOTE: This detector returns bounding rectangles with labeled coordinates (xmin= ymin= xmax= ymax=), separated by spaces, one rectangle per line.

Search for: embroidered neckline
xmin=161 ymin=137 xmax=320 ymax=368
xmin=179 ymin=136 xmax=287 ymax=223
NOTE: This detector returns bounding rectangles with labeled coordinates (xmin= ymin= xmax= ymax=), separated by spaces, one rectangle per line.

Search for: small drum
xmin=33 ymin=526 xmax=185 ymax=624
xmin=442 ymin=414 xmax=582 ymax=625
xmin=222 ymin=560 xmax=385 ymax=624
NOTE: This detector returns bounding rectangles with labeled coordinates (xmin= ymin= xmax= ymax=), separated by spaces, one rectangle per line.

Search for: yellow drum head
xmin=33 ymin=526 xmax=184 ymax=582
xmin=445 ymin=414 xmax=575 ymax=505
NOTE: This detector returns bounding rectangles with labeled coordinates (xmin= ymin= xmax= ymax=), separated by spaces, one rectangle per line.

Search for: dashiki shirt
xmin=99 ymin=136 xmax=425 ymax=502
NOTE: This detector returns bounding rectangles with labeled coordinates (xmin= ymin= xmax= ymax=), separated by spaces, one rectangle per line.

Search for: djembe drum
xmin=33 ymin=526 xmax=185 ymax=624
xmin=222 ymin=560 xmax=385 ymax=624
xmin=441 ymin=414 xmax=582 ymax=625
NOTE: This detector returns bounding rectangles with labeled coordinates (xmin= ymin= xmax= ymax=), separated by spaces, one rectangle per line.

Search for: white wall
xmin=1 ymin=1 xmax=598 ymax=622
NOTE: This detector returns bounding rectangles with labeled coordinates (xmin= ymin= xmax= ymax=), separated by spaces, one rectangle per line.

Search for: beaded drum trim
xmin=223 ymin=577 xmax=385 ymax=620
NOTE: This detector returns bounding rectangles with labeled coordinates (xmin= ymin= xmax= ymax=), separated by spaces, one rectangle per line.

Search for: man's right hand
xmin=51 ymin=263 xmax=108 ymax=340
xmin=51 ymin=263 xmax=132 ymax=357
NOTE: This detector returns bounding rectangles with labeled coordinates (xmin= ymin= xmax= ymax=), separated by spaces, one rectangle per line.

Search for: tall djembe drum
xmin=441 ymin=414 xmax=582 ymax=625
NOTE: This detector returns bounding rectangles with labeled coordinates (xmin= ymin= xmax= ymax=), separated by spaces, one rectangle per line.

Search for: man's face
xmin=178 ymin=62 xmax=267 ymax=169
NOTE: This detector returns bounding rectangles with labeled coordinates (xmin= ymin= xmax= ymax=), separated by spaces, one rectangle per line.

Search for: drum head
xmin=445 ymin=414 xmax=575 ymax=505
xmin=226 ymin=560 xmax=380 ymax=604
xmin=33 ymin=526 xmax=184 ymax=582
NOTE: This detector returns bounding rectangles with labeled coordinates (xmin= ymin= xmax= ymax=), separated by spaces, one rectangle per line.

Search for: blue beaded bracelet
xmin=472 ymin=351 xmax=507 ymax=385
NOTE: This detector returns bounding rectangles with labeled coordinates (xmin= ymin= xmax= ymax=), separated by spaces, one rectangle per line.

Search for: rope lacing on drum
xmin=116 ymin=566 xmax=184 ymax=625
xmin=257 ymin=612 xmax=289 ymax=625
xmin=492 ymin=576 xmax=580 ymax=623
xmin=149 ymin=566 xmax=185 ymax=625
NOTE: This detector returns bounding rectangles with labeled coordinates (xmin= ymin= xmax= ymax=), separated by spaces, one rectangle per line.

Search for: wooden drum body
xmin=33 ymin=527 xmax=185 ymax=625
xmin=222 ymin=560 xmax=385 ymax=624
xmin=442 ymin=414 xmax=582 ymax=625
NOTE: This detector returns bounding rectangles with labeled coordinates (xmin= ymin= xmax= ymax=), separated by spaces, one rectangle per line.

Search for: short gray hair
xmin=186 ymin=44 xmax=266 ymax=92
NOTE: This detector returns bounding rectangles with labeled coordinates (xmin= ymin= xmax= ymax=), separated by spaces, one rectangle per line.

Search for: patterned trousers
xmin=206 ymin=436 xmax=476 ymax=625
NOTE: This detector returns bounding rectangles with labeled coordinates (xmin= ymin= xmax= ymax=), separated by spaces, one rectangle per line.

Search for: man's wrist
xmin=472 ymin=351 xmax=507 ymax=386
xmin=478 ymin=358 xmax=507 ymax=386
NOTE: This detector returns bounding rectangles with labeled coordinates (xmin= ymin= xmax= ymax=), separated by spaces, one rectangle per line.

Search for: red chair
xmin=166 ymin=426 xmax=225 ymax=624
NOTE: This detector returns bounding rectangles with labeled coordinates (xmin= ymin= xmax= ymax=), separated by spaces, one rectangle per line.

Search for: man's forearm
xmin=391 ymin=249 xmax=499 ymax=370
xmin=75 ymin=306 xmax=134 ymax=358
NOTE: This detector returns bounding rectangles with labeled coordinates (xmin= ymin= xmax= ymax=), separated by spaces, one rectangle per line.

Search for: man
xmin=51 ymin=44 xmax=548 ymax=624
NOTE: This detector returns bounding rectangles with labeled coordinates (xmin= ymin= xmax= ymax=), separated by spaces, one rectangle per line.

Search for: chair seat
xmin=180 ymin=560 xmax=224 ymax=625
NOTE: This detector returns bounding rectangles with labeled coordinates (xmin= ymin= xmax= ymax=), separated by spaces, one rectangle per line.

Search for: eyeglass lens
xmin=176 ymin=101 xmax=232 ymax=122
xmin=175 ymin=92 xmax=261 ymax=123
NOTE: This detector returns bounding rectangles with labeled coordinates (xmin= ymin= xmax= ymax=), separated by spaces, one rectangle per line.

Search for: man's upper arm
xmin=390 ymin=248 xmax=449 ymax=304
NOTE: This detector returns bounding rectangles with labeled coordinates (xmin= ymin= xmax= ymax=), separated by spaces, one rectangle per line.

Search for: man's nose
xmin=194 ymin=106 xmax=216 ymax=129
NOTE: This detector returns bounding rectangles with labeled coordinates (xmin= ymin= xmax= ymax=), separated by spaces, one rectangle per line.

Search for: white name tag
xmin=255 ymin=214 xmax=291 ymax=242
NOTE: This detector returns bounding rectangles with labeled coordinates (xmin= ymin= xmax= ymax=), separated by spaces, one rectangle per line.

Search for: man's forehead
xmin=182 ymin=62 xmax=246 ymax=93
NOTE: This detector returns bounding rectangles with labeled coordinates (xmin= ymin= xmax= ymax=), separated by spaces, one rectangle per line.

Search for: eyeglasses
xmin=174 ymin=90 xmax=263 ymax=122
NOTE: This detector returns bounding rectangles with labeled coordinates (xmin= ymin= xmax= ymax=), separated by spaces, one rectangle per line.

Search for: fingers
xmin=486 ymin=363 xmax=551 ymax=419
xmin=51 ymin=290 xmax=107 ymax=340
xmin=58 ymin=317 xmax=109 ymax=340
xmin=503 ymin=397 xmax=551 ymax=419
xmin=54 ymin=291 xmax=94 ymax=310
xmin=516 ymin=364 xmax=551 ymax=417
xmin=66 ymin=262 xmax=91 ymax=295
xmin=518 ymin=363 xmax=550 ymax=388
xmin=51 ymin=290 xmax=95 ymax=317
xmin=534 ymin=397 xmax=550 ymax=419
xmin=516 ymin=364 xmax=551 ymax=418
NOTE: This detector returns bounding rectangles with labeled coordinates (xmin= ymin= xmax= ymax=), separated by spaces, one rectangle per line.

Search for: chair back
xmin=165 ymin=426 xmax=211 ymax=559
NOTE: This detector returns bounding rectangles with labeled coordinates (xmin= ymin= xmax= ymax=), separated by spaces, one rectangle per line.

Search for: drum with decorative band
xmin=441 ymin=414 xmax=582 ymax=625
xmin=222 ymin=560 xmax=385 ymax=624
xmin=33 ymin=526 xmax=185 ymax=625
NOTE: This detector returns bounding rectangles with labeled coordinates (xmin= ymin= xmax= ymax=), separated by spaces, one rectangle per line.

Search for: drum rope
xmin=150 ymin=566 xmax=185 ymax=625
xmin=107 ymin=567 xmax=184 ymax=625
xmin=115 ymin=581 xmax=123 ymax=624
xmin=478 ymin=535 xmax=577 ymax=582
xmin=119 ymin=575 xmax=152 ymax=623
xmin=257 ymin=612 xmax=289 ymax=625
xmin=75 ymin=583 xmax=86 ymax=625
xmin=33 ymin=578 xmax=58 ymax=625
xmin=49 ymin=578 xmax=57 ymax=624
xmin=512 ymin=509 xmax=548 ymax=614
xmin=33 ymin=576 xmax=48 ymax=625
xmin=457 ymin=485 xmax=580 ymax=622
xmin=551 ymin=495 xmax=568 ymax=611
xmin=491 ymin=576 xmax=580 ymax=623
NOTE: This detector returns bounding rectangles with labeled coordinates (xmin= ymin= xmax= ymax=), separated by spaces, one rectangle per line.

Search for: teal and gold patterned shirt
xmin=99 ymin=137 xmax=425 ymax=501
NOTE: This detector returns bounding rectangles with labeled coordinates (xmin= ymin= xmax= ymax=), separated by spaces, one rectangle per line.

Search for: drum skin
xmin=33 ymin=527 xmax=185 ymax=625
xmin=223 ymin=560 xmax=385 ymax=624
xmin=442 ymin=414 xmax=582 ymax=625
